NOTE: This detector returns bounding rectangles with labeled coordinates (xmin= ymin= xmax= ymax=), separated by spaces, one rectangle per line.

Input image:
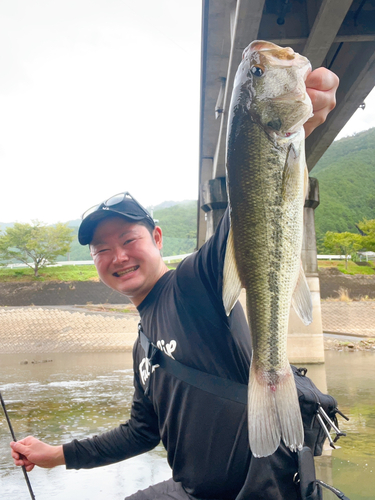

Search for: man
xmin=11 ymin=68 xmax=339 ymax=499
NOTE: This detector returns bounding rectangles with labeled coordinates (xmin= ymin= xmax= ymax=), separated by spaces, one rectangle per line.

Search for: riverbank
xmin=1 ymin=266 xmax=375 ymax=307
xmin=0 ymin=302 xmax=374 ymax=354
xmin=0 ymin=305 xmax=140 ymax=353
xmin=1 ymin=266 xmax=374 ymax=354
xmin=324 ymin=337 xmax=375 ymax=351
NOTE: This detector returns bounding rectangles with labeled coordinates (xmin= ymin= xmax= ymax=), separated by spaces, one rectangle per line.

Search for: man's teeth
xmin=116 ymin=266 xmax=138 ymax=276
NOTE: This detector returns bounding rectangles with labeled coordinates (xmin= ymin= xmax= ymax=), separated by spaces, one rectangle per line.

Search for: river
xmin=0 ymin=350 xmax=373 ymax=499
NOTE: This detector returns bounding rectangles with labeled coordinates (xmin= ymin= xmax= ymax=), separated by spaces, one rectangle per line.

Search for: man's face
xmin=90 ymin=216 xmax=167 ymax=306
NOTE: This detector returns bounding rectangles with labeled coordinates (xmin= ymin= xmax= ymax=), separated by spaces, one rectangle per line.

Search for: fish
xmin=223 ymin=40 xmax=314 ymax=458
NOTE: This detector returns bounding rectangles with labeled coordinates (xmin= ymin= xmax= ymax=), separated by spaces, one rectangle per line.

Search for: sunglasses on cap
xmin=81 ymin=191 xmax=155 ymax=226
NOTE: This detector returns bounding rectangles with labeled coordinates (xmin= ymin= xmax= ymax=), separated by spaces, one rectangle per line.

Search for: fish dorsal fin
xmin=223 ymin=226 xmax=242 ymax=316
xmin=291 ymin=262 xmax=313 ymax=325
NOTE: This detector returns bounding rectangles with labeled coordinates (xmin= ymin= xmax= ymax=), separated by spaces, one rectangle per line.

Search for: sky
xmin=0 ymin=0 xmax=202 ymax=224
xmin=336 ymin=88 xmax=375 ymax=140
xmin=1 ymin=1 xmax=374 ymax=225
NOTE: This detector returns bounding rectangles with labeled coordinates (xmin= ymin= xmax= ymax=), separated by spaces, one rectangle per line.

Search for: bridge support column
xmin=200 ymin=177 xmax=228 ymax=240
xmin=287 ymin=177 xmax=325 ymax=364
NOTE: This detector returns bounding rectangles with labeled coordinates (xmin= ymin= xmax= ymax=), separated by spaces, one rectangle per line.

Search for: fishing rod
xmin=0 ymin=391 xmax=36 ymax=500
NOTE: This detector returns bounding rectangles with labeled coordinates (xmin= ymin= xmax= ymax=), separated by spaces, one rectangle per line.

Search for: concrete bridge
xmin=197 ymin=0 xmax=375 ymax=363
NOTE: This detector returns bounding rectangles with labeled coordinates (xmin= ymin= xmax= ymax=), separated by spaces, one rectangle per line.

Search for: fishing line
xmin=0 ymin=391 xmax=36 ymax=500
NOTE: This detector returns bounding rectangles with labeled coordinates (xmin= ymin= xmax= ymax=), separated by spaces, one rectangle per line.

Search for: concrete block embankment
xmin=0 ymin=307 xmax=139 ymax=353
xmin=321 ymin=301 xmax=375 ymax=337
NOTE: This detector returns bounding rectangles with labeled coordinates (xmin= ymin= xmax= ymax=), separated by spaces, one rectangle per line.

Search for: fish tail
xmin=248 ymin=362 xmax=304 ymax=458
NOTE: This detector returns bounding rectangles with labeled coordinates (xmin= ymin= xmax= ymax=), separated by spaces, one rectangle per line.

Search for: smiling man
xmin=11 ymin=68 xmax=340 ymax=500
xmin=82 ymin=194 xmax=169 ymax=306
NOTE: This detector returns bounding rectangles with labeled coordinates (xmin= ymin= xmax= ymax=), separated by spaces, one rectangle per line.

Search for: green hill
xmin=1 ymin=201 xmax=198 ymax=263
xmin=154 ymin=200 xmax=197 ymax=256
xmin=57 ymin=201 xmax=198 ymax=261
xmin=313 ymin=127 xmax=375 ymax=250
xmin=65 ymin=201 xmax=198 ymax=260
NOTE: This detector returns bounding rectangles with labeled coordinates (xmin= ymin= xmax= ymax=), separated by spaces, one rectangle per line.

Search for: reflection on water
xmin=319 ymin=351 xmax=374 ymax=500
xmin=0 ymin=353 xmax=171 ymax=499
xmin=302 ymin=351 xmax=375 ymax=500
xmin=0 ymin=351 xmax=374 ymax=499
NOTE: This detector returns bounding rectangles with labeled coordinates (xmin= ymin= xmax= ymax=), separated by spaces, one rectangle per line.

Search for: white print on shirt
xmin=139 ymin=357 xmax=159 ymax=386
xmin=156 ymin=339 xmax=177 ymax=359
xmin=139 ymin=339 xmax=177 ymax=385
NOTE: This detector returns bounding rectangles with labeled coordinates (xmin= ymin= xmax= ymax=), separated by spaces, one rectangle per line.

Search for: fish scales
xmin=223 ymin=40 xmax=313 ymax=457
xmin=228 ymin=122 xmax=303 ymax=372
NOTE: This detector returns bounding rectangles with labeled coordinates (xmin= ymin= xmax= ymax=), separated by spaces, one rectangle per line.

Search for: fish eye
xmin=250 ymin=66 xmax=264 ymax=77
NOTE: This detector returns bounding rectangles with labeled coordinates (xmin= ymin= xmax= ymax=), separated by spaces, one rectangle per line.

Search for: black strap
xmin=138 ymin=324 xmax=352 ymax=500
xmin=315 ymin=480 xmax=351 ymax=500
xmin=138 ymin=324 xmax=247 ymax=404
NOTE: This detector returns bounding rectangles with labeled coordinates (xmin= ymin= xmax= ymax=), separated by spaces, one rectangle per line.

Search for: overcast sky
xmin=0 ymin=0 xmax=202 ymax=224
xmin=1 ymin=1 xmax=374 ymax=224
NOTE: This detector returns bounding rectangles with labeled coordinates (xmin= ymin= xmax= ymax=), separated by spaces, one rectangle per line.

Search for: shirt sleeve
xmin=199 ymin=207 xmax=230 ymax=292
xmin=63 ymin=347 xmax=160 ymax=470
xmin=175 ymin=207 xmax=231 ymax=314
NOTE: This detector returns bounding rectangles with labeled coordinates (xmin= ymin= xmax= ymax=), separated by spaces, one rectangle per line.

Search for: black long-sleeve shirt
xmin=63 ymin=210 xmax=300 ymax=500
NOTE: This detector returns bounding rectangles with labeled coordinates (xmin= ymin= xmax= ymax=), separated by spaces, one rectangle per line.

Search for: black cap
xmin=78 ymin=193 xmax=155 ymax=245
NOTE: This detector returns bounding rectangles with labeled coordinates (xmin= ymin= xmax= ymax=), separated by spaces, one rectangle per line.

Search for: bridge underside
xmin=198 ymin=0 xmax=375 ymax=245
xmin=198 ymin=0 xmax=375 ymax=363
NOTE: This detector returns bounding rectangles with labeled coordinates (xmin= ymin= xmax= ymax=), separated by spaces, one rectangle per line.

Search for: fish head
xmin=235 ymin=40 xmax=313 ymax=138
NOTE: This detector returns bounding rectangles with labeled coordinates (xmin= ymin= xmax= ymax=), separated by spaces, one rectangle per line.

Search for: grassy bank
xmin=0 ymin=265 xmax=99 ymax=282
xmin=0 ymin=260 xmax=374 ymax=283
xmin=318 ymin=260 xmax=375 ymax=275
xmin=0 ymin=263 xmax=178 ymax=283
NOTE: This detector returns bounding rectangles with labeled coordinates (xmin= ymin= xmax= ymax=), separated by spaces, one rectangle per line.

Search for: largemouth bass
xmin=223 ymin=41 xmax=313 ymax=458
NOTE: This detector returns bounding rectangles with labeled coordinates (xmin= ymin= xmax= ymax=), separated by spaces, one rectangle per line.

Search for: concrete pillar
xmin=287 ymin=177 xmax=325 ymax=364
xmin=197 ymin=158 xmax=214 ymax=249
xmin=200 ymin=177 xmax=228 ymax=240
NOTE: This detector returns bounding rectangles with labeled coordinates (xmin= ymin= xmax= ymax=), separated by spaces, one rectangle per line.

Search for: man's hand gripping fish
xmin=223 ymin=41 xmax=314 ymax=458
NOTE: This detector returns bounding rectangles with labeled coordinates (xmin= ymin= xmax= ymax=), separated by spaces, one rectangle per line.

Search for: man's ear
xmin=153 ymin=226 xmax=163 ymax=249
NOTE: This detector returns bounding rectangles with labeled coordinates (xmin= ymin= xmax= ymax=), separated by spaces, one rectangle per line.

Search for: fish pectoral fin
xmin=291 ymin=263 xmax=313 ymax=325
xmin=282 ymin=142 xmax=306 ymax=200
xmin=223 ymin=226 xmax=242 ymax=316
xmin=282 ymin=143 xmax=299 ymax=198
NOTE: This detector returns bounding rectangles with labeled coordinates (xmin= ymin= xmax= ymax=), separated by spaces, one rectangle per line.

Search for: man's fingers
xmin=307 ymin=88 xmax=336 ymax=113
xmin=11 ymin=449 xmax=20 ymax=460
xmin=306 ymin=67 xmax=339 ymax=92
xmin=10 ymin=440 xmax=36 ymax=469
xmin=10 ymin=441 xmax=28 ymax=456
xmin=303 ymin=67 xmax=339 ymax=137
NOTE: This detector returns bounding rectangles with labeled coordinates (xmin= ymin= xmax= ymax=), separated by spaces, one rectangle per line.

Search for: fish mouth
xmin=273 ymin=92 xmax=306 ymax=102
xmin=113 ymin=266 xmax=139 ymax=277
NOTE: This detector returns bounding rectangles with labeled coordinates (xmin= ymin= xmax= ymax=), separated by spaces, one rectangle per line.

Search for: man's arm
xmin=10 ymin=363 xmax=160 ymax=471
xmin=62 ymin=379 xmax=160 ymax=469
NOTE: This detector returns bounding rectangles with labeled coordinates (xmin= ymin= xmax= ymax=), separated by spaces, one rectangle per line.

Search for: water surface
xmin=0 ymin=351 xmax=374 ymax=499
xmin=0 ymin=353 xmax=171 ymax=499
xmin=314 ymin=351 xmax=375 ymax=500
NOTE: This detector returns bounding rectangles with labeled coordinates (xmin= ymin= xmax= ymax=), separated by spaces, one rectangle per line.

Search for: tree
xmin=0 ymin=221 xmax=74 ymax=276
xmin=357 ymin=218 xmax=375 ymax=252
xmin=323 ymin=231 xmax=364 ymax=270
